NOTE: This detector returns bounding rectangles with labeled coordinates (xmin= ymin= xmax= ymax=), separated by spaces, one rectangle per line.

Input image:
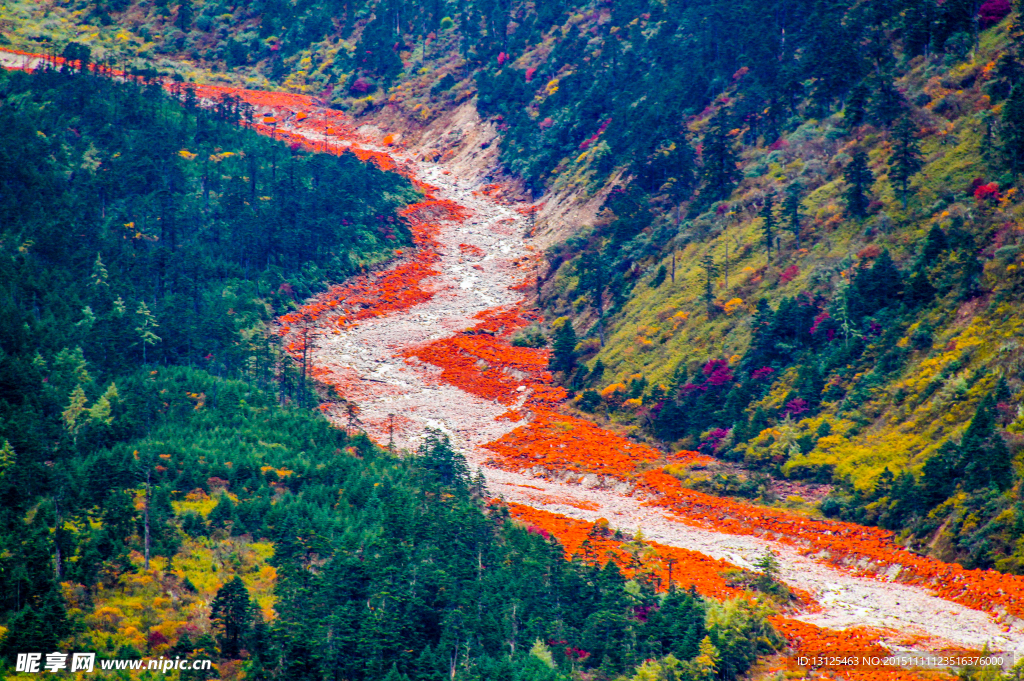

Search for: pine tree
xmin=871 ymin=78 xmax=906 ymax=127
xmin=702 ymin=252 xmax=717 ymax=314
xmin=176 ymin=0 xmax=194 ymax=30
xmin=88 ymin=382 xmax=118 ymax=426
xmin=62 ymin=385 xmax=89 ymax=446
xmin=963 ymin=394 xmax=1014 ymax=491
xmin=549 ymin=317 xmax=578 ymax=375
xmin=843 ymin=148 xmax=874 ymax=217
xmin=579 ymin=248 xmax=607 ymax=345
xmin=416 ymin=429 xmax=469 ymax=489
xmin=1003 ymin=83 xmax=1024 ymax=173
xmin=759 ymin=192 xmax=777 ymax=262
xmin=783 ymin=184 xmax=803 ymax=250
xmin=844 ymin=81 xmax=869 ymax=129
xmin=700 ymin=109 xmax=739 ymax=203
xmin=135 ymin=302 xmax=161 ymax=364
xmin=90 ymin=253 xmax=109 ymax=289
xmin=753 ymin=549 xmax=783 ymax=594
xmin=890 ymin=117 xmax=923 ymax=208
xmin=0 ymin=439 xmax=13 ymax=481
xmin=210 ymin=575 xmax=255 ymax=658
xmin=209 ymin=491 xmax=239 ymax=531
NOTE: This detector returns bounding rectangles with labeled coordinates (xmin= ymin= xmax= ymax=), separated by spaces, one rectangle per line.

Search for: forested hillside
xmin=27 ymin=0 xmax=1024 ymax=574
xmin=0 ymin=53 xmax=789 ymax=681
xmin=8 ymin=0 xmax=1024 ymax=675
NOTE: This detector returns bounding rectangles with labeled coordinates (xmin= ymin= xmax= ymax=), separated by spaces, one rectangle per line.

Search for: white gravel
xmin=283 ymin=117 xmax=1024 ymax=657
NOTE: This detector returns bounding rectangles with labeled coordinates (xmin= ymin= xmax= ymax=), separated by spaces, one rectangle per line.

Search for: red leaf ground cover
xmin=505 ymin=504 xmax=936 ymax=681
xmin=133 ymin=65 xmax=1024 ymax=631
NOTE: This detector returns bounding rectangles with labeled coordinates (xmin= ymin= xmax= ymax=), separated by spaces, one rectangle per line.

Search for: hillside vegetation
xmin=6 ymin=0 xmax=1024 ymax=662
xmin=0 ymin=55 xmax=794 ymax=681
xmin=34 ymin=0 xmax=1020 ymax=574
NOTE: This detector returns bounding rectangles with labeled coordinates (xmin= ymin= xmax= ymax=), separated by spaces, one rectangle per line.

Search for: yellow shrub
xmin=723 ymin=298 xmax=745 ymax=315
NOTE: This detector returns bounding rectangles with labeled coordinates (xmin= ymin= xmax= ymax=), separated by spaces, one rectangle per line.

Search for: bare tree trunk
xmin=144 ymin=469 xmax=151 ymax=570
xmin=53 ymin=497 xmax=63 ymax=580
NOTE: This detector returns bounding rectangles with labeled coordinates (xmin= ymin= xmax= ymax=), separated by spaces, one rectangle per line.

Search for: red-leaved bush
xmin=975 ymin=181 xmax=1000 ymax=204
xmin=979 ymin=0 xmax=1011 ymax=28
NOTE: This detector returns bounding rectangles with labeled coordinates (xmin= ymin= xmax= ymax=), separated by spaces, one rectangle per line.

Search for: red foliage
xmin=857 ymin=244 xmax=882 ymax=260
xmin=780 ymin=264 xmax=799 ymax=283
xmin=702 ymin=359 xmax=733 ymax=386
xmin=147 ymin=630 xmax=169 ymax=648
xmin=147 ymin=69 xmax=1024 ymax=633
xmin=497 ymin=52 xmax=508 ymax=65
xmin=699 ymin=428 xmax=730 ymax=455
xmin=974 ymin=181 xmax=1000 ymax=204
xmin=979 ymin=0 xmax=1011 ymax=27
xmin=525 ymin=67 xmax=537 ymax=82
xmin=784 ymin=398 xmax=808 ymax=416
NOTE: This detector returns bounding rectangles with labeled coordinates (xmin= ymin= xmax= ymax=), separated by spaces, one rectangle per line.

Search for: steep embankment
xmin=192 ymin=85 xmax=1024 ymax=661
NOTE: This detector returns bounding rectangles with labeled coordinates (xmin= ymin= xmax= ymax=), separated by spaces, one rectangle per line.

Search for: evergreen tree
xmin=759 ymin=192 xmax=777 ymax=262
xmin=853 ymin=249 xmax=902 ymax=317
xmin=549 ymin=317 xmax=578 ymax=375
xmin=134 ymin=302 xmax=161 ymax=364
xmin=844 ymin=81 xmax=869 ymax=129
xmin=700 ymin=109 xmax=739 ymax=203
xmin=963 ymin=394 xmax=1014 ymax=491
xmin=208 ymin=492 xmax=239 ymax=533
xmin=416 ymin=429 xmax=470 ymax=489
xmin=210 ymin=575 xmax=255 ymax=658
xmin=890 ymin=117 xmax=923 ymax=208
xmin=871 ymin=78 xmax=906 ymax=127
xmin=702 ymin=252 xmax=717 ymax=314
xmin=843 ymin=148 xmax=874 ymax=217
xmin=177 ymin=0 xmax=194 ymax=30
xmin=1003 ymin=83 xmax=1024 ymax=173
xmin=783 ymin=184 xmax=804 ymax=250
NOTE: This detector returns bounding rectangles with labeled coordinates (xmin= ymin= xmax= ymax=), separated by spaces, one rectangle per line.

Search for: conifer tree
xmin=177 ymin=0 xmax=194 ymax=30
xmin=62 ymin=385 xmax=88 ymax=446
xmin=783 ymin=183 xmax=803 ymax=249
xmin=843 ymin=148 xmax=874 ymax=217
xmin=963 ymin=394 xmax=1013 ymax=491
xmin=890 ymin=117 xmax=923 ymax=208
xmin=211 ymin=575 xmax=255 ymax=658
xmin=549 ymin=317 xmax=579 ymax=375
xmin=759 ymin=192 xmax=777 ymax=263
xmin=844 ymin=81 xmax=869 ymax=129
xmin=702 ymin=252 xmax=717 ymax=314
xmin=135 ymin=302 xmax=161 ymax=364
xmin=0 ymin=439 xmax=13 ymax=481
xmin=700 ymin=109 xmax=738 ymax=203
xmin=416 ymin=429 xmax=469 ymax=489
xmin=1003 ymin=83 xmax=1024 ymax=173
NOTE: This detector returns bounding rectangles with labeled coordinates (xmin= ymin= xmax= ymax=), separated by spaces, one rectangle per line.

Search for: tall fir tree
xmin=700 ymin=109 xmax=739 ymax=204
xmin=783 ymin=183 xmax=803 ymax=249
xmin=549 ymin=317 xmax=579 ymax=375
xmin=702 ymin=252 xmax=717 ymax=314
xmin=760 ymin=192 xmax=777 ymax=262
xmin=890 ymin=117 xmax=923 ymax=209
xmin=210 ymin=576 xmax=255 ymax=658
xmin=843 ymin=148 xmax=874 ymax=217
xmin=962 ymin=394 xmax=1014 ymax=491
xmin=1003 ymin=83 xmax=1024 ymax=173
